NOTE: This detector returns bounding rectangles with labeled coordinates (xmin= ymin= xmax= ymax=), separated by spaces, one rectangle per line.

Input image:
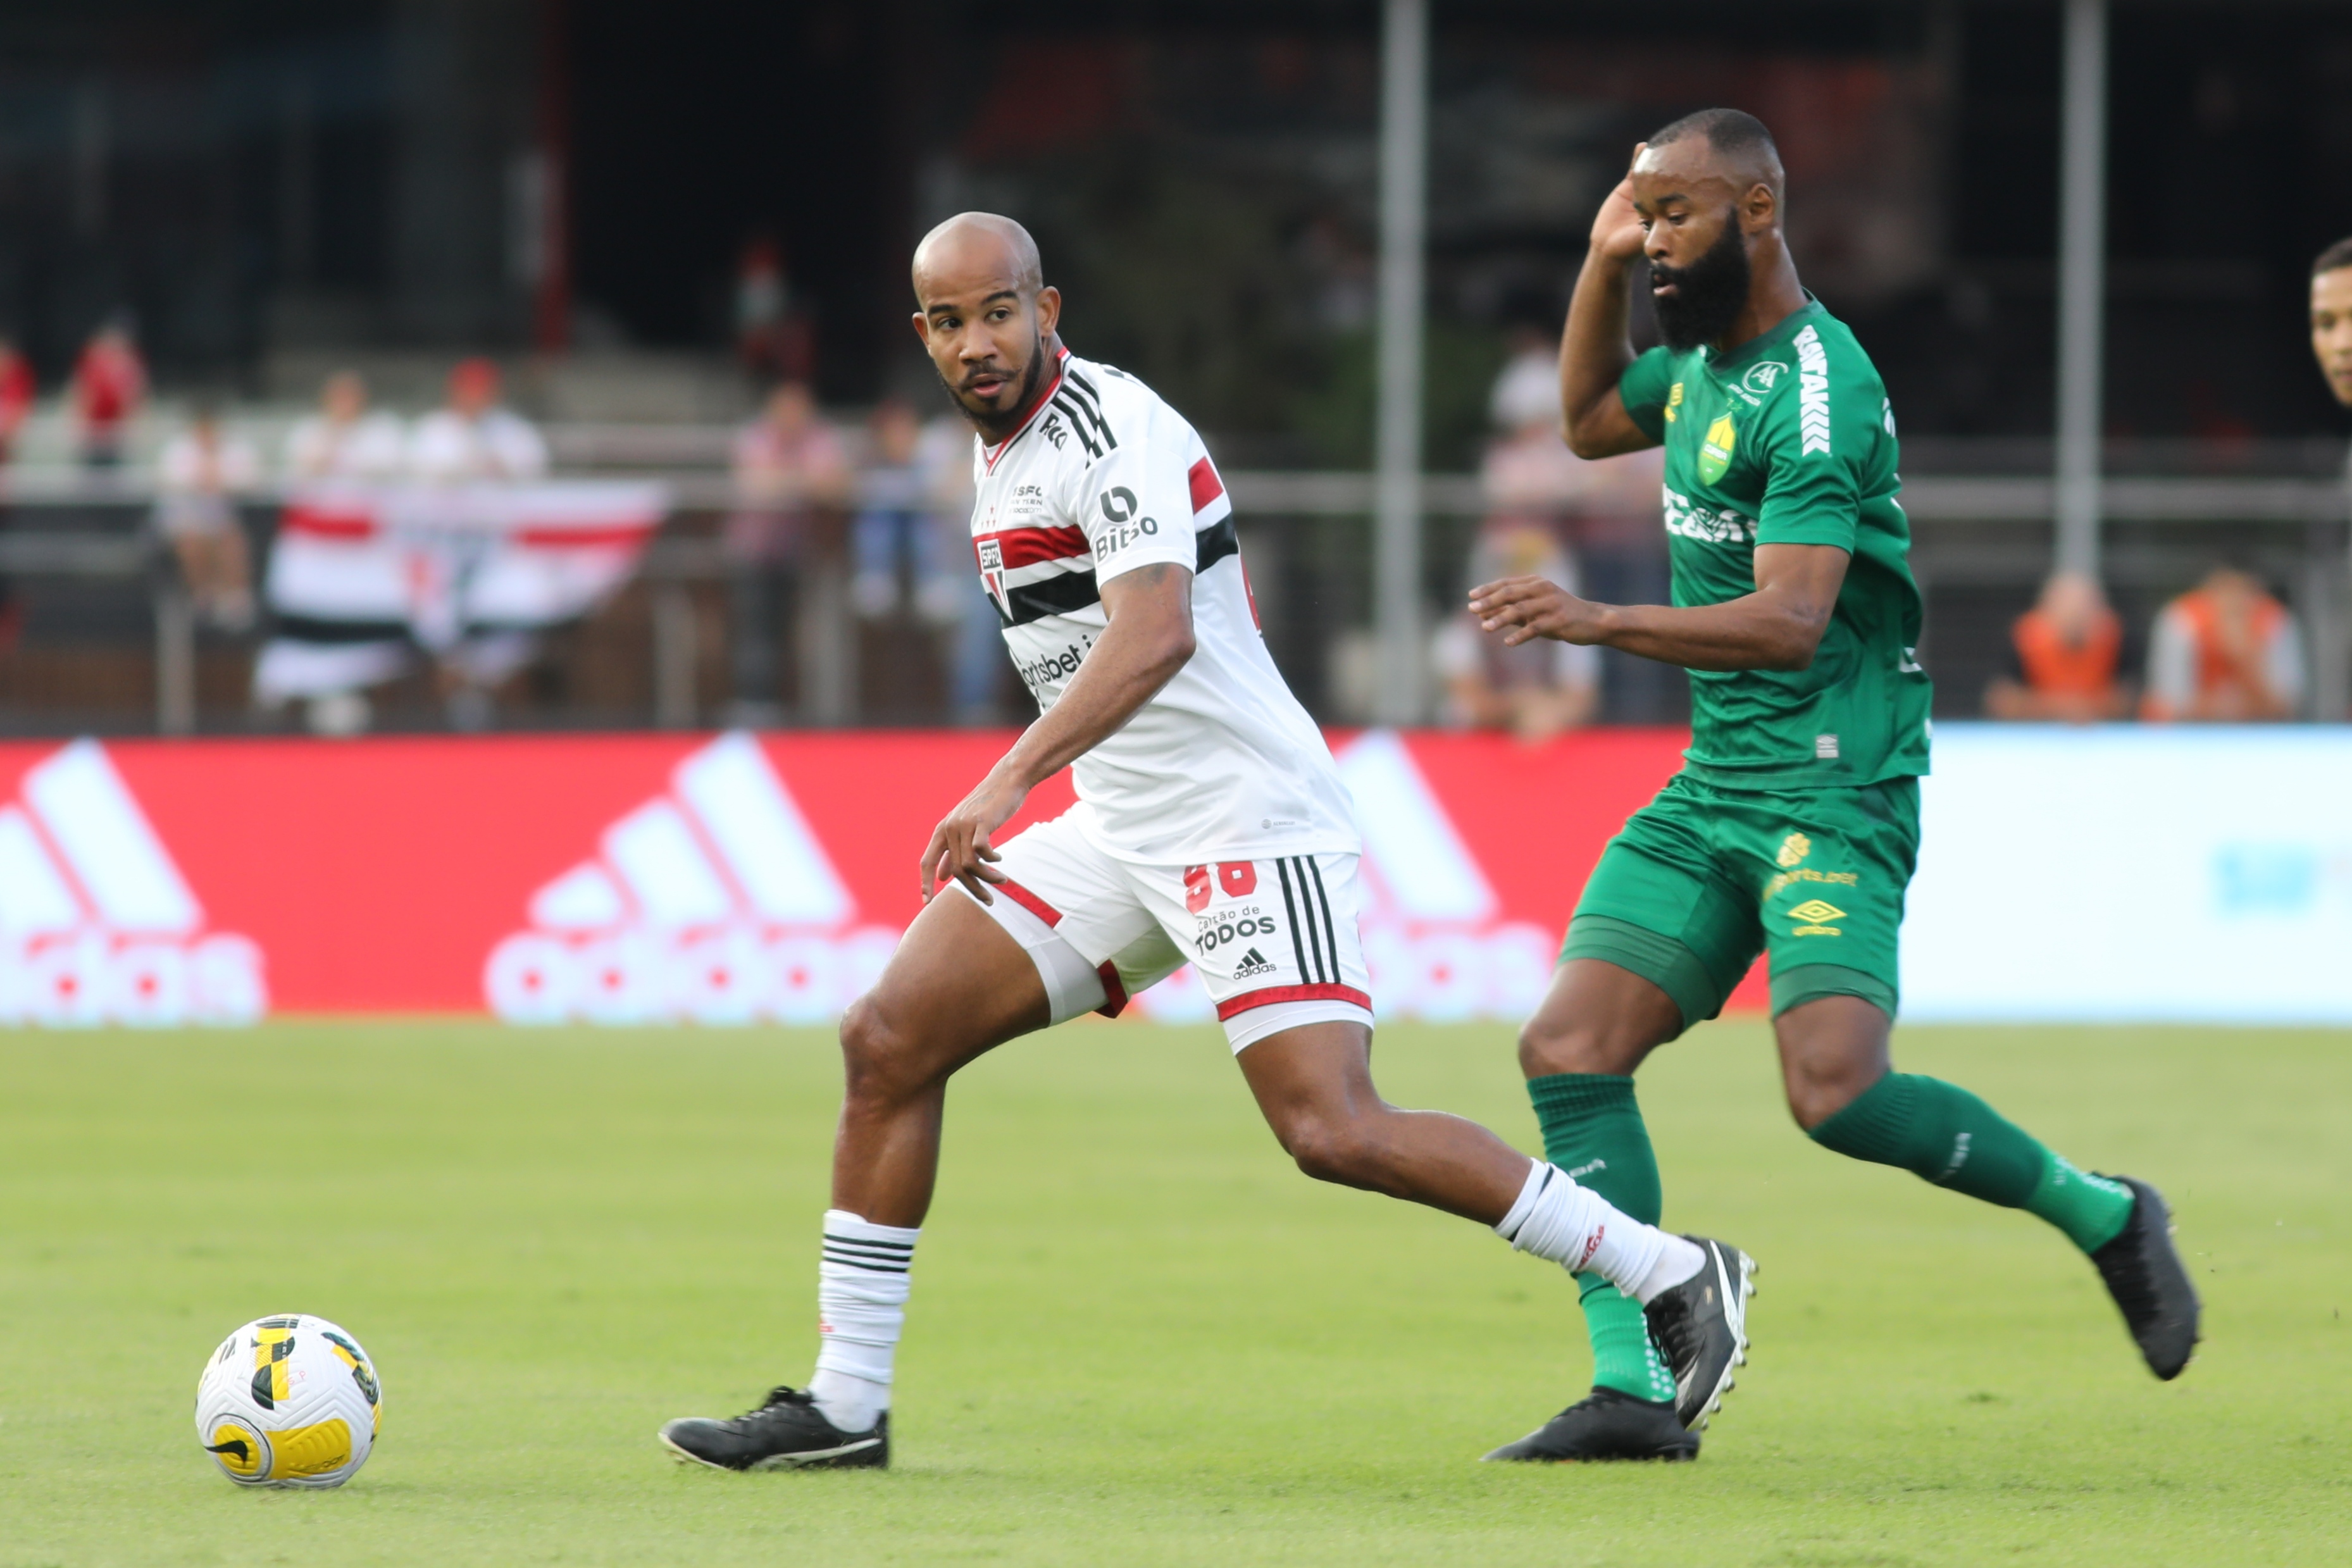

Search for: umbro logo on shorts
xmin=1233 ymin=948 xmax=1278 ymax=979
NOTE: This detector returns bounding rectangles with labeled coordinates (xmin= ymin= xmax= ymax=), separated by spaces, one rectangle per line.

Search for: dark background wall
xmin=1 ymin=0 xmax=2347 ymax=445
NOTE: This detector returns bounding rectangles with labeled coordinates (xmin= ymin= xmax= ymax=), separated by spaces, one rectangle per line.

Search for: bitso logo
xmin=1776 ymin=832 xmax=1811 ymax=868
xmin=483 ymin=733 xmax=899 ymax=1024
xmin=0 ymin=739 xmax=266 ymax=1026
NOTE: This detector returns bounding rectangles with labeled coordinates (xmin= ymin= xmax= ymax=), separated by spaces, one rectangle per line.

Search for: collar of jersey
xmin=980 ymin=346 xmax=1071 ymax=473
xmin=1702 ymin=292 xmax=1825 ymax=379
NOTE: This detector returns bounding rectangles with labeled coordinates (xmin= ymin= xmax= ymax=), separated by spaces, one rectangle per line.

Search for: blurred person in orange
xmin=2142 ymin=567 xmax=2304 ymax=721
xmin=1434 ymin=520 xmax=1599 ymax=741
xmin=725 ymin=380 xmax=849 ymax=721
xmin=409 ymin=358 xmax=547 ymax=482
xmin=1984 ymin=570 xmax=2129 ymax=721
xmin=70 ymin=317 xmax=146 ymax=468
xmin=283 ymin=370 xmax=408 ymax=481
xmin=156 ymin=400 xmax=263 ymax=632
xmin=0 ymin=335 xmax=34 ymax=463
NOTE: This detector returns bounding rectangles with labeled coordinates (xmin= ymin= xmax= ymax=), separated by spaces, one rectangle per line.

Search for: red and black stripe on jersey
xmin=978 ymin=468 xmax=1238 ymax=628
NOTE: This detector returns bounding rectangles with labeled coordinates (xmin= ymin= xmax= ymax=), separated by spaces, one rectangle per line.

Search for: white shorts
xmin=959 ymin=809 xmax=1374 ymax=1053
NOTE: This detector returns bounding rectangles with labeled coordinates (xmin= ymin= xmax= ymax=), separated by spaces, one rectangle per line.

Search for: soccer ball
xmin=194 ymin=1315 xmax=383 ymax=1488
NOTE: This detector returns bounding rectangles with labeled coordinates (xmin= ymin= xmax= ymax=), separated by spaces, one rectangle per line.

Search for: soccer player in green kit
xmin=1472 ymin=109 xmax=2201 ymax=1463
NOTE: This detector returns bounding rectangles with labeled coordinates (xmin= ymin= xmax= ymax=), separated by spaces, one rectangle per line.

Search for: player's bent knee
xmin=838 ymin=994 xmax=924 ymax=1104
xmin=1516 ymin=1014 xmax=1648 ymax=1079
xmin=1781 ymin=1055 xmax=1883 ymax=1131
xmin=1272 ymin=1109 xmax=1386 ymax=1188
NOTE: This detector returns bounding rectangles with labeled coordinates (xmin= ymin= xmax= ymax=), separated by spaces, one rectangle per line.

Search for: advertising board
xmin=0 ymin=728 xmax=1706 ymax=1026
xmin=4 ymin=724 xmax=2339 ymax=1028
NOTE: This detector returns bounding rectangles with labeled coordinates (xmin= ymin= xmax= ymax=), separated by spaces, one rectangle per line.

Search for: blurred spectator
xmin=852 ymin=399 xmax=964 ymax=626
xmin=1469 ymin=324 xmax=1669 ymax=723
xmin=915 ymin=411 xmax=1004 ymax=725
xmin=2312 ymin=237 xmax=2352 ymax=412
xmin=735 ymin=235 xmax=814 ymax=385
xmin=2143 ymin=568 xmax=2305 ymax=722
xmin=156 ymin=402 xmax=262 ymax=632
xmin=0 ymin=336 xmax=26 ymax=651
xmin=410 ymin=359 xmax=550 ymax=729
xmin=1433 ymin=520 xmax=1600 ymax=742
xmin=409 ymin=359 xmax=547 ymax=482
xmin=1984 ymin=571 xmax=2129 ymax=722
xmin=70 ymin=318 xmax=146 ymax=468
xmin=283 ymin=370 xmax=407 ymax=481
xmin=725 ymin=382 xmax=849 ymax=721
xmin=1490 ymin=326 xmax=1562 ymax=434
xmin=0 ymin=335 xmax=34 ymax=463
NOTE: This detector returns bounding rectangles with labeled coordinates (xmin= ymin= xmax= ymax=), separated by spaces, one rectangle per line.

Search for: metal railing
xmin=3 ymin=462 xmax=2345 ymax=733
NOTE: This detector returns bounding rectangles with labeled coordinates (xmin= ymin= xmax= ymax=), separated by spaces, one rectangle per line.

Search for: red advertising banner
xmin=0 ymin=730 xmax=1761 ymax=1025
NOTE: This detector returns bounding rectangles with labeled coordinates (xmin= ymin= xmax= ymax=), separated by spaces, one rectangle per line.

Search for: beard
xmin=938 ymin=334 xmax=1049 ymax=439
xmin=1650 ymin=213 xmax=1752 ymax=352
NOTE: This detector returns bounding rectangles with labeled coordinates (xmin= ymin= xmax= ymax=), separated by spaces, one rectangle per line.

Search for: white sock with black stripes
xmin=1493 ymin=1160 xmax=1705 ymax=1305
xmin=807 ymin=1209 xmax=918 ymax=1434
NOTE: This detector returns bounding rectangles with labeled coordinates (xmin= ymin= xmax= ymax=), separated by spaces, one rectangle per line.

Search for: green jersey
xmin=1619 ymin=296 xmax=1932 ymax=788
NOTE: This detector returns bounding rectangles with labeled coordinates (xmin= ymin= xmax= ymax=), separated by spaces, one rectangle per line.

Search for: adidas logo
xmin=1232 ymin=947 xmax=1277 ymax=979
xmin=484 ymin=732 xmax=899 ymax=1024
xmin=0 ymin=739 xmax=266 ymax=1026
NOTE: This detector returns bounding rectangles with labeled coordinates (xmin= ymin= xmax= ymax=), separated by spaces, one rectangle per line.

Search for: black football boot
xmin=1643 ymin=1236 xmax=1756 ymax=1430
xmin=659 ymin=1386 xmax=888 ymax=1471
xmin=1483 ymin=1388 xmax=1701 ymax=1462
xmin=2088 ymin=1176 xmax=2201 ymax=1380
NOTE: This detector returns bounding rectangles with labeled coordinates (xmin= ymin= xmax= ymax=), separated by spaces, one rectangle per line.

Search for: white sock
xmin=808 ymin=1209 xmax=918 ymax=1434
xmin=1493 ymin=1160 xmax=1705 ymax=1305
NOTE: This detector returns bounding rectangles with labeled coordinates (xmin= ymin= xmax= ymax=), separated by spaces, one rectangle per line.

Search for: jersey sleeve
xmin=1617 ymin=348 xmax=1676 ymax=441
xmin=1753 ymin=328 xmax=1873 ymax=551
xmin=1062 ymin=399 xmax=1200 ymax=587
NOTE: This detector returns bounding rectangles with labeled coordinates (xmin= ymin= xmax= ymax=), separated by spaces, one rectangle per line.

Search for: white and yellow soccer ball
xmin=194 ymin=1315 xmax=383 ymax=1488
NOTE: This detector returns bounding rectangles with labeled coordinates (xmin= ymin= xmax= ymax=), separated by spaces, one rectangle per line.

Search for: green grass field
xmin=1 ymin=1018 xmax=2345 ymax=1566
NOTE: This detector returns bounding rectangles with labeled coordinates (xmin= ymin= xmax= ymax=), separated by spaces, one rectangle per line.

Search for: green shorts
xmin=1561 ymin=773 xmax=1919 ymax=1034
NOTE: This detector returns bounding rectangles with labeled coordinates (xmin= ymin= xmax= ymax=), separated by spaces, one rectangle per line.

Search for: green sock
xmin=1526 ymin=1074 xmax=1676 ymax=1404
xmin=1808 ymin=1073 xmax=2132 ymax=1253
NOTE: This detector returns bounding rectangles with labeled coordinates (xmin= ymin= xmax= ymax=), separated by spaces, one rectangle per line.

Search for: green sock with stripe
xmin=1526 ymin=1073 xmax=1677 ymax=1405
xmin=1807 ymin=1072 xmax=2134 ymax=1252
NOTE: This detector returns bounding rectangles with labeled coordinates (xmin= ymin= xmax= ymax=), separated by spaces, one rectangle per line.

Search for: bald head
xmin=912 ymin=212 xmax=1043 ymax=304
xmin=910 ymin=211 xmax=1063 ymax=440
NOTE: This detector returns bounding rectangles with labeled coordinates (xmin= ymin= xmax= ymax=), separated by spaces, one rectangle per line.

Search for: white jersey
xmin=283 ymin=411 xmax=408 ymax=481
xmin=969 ymin=347 xmax=1358 ymax=864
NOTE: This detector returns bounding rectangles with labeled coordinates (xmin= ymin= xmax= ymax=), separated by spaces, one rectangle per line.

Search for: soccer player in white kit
xmin=659 ymin=215 xmax=1756 ymax=1471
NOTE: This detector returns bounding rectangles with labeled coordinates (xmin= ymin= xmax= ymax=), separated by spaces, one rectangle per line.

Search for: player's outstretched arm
xmin=1471 ymin=542 xmax=1847 ymax=673
xmin=1560 ymin=145 xmax=1660 ymax=460
xmin=919 ymin=563 xmax=1197 ymax=903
